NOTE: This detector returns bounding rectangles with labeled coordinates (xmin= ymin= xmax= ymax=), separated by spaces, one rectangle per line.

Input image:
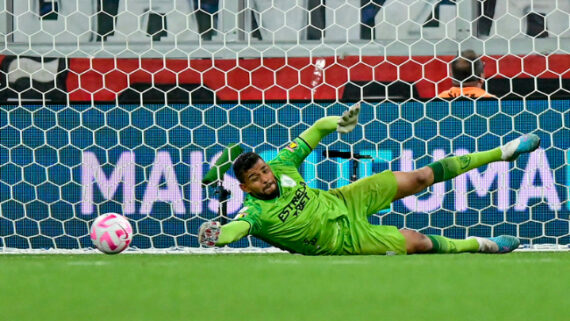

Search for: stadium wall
xmin=1 ymin=54 xmax=569 ymax=103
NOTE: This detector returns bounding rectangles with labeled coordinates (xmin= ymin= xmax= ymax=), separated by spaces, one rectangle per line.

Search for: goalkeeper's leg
xmin=391 ymin=134 xmax=540 ymax=201
xmin=400 ymin=229 xmax=478 ymax=254
xmin=400 ymin=229 xmax=520 ymax=254
xmin=393 ymin=134 xmax=539 ymax=255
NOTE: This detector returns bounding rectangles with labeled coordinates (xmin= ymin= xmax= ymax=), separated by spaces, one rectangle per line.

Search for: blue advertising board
xmin=0 ymin=100 xmax=568 ymax=249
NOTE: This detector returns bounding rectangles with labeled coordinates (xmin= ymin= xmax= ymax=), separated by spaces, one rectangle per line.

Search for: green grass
xmin=1 ymin=252 xmax=568 ymax=321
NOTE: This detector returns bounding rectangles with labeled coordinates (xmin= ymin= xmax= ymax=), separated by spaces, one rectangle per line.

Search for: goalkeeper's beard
xmin=253 ymin=181 xmax=279 ymax=200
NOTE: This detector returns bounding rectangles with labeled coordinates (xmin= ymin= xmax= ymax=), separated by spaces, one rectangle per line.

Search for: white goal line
xmin=0 ymin=245 xmax=568 ymax=255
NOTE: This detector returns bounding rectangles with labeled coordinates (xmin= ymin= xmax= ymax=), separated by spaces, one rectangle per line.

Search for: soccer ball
xmin=90 ymin=213 xmax=133 ymax=254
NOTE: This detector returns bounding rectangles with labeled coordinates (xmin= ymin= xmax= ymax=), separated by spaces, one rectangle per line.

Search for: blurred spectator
xmin=478 ymin=0 xmax=570 ymax=39
xmin=193 ymin=0 xmax=219 ymax=40
xmin=360 ymin=0 xmax=385 ymax=39
xmin=438 ymin=50 xmax=496 ymax=99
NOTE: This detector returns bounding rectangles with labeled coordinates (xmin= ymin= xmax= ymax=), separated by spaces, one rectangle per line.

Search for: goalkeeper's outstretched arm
xmin=299 ymin=103 xmax=360 ymax=148
xmin=218 ymin=221 xmax=249 ymax=245
xmin=199 ymin=220 xmax=250 ymax=247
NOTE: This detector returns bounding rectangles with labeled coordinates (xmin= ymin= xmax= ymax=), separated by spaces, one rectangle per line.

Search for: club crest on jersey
xmin=280 ymin=175 xmax=296 ymax=187
xmin=285 ymin=142 xmax=298 ymax=152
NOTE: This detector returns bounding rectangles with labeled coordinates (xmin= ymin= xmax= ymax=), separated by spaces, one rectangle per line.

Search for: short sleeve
xmin=271 ymin=137 xmax=312 ymax=169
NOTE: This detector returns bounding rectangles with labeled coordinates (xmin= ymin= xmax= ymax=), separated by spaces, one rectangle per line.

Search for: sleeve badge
xmin=285 ymin=142 xmax=298 ymax=152
xmin=235 ymin=206 xmax=249 ymax=219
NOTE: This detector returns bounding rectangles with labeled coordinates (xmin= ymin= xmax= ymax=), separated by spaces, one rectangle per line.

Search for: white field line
xmin=0 ymin=245 xmax=568 ymax=255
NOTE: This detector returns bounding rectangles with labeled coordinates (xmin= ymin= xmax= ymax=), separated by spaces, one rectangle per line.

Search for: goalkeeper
xmin=199 ymin=104 xmax=540 ymax=255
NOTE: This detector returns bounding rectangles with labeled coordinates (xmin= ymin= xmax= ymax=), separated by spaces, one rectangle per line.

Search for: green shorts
xmin=328 ymin=170 xmax=407 ymax=255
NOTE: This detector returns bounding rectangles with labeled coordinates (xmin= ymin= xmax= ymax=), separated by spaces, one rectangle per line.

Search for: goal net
xmin=0 ymin=0 xmax=568 ymax=252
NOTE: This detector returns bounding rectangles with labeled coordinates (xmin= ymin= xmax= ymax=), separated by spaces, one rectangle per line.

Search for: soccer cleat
xmin=489 ymin=235 xmax=520 ymax=253
xmin=479 ymin=235 xmax=521 ymax=253
xmin=472 ymin=237 xmax=498 ymax=253
xmin=500 ymin=134 xmax=541 ymax=161
xmin=472 ymin=235 xmax=520 ymax=253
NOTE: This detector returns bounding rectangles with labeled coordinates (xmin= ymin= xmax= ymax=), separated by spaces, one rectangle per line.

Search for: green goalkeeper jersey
xmin=236 ymin=138 xmax=350 ymax=255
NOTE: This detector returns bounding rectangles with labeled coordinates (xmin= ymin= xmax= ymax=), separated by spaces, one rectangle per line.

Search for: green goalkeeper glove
xmin=337 ymin=103 xmax=360 ymax=134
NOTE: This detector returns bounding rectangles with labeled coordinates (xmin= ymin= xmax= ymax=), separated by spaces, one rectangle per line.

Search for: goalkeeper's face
xmin=239 ymin=159 xmax=279 ymax=200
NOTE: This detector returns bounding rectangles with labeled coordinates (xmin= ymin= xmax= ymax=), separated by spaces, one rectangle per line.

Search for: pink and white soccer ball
xmin=90 ymin=213 xmax=133 ymax=254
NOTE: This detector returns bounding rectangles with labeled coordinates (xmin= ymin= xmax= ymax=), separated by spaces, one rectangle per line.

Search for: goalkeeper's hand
xmin=337 ymin=103 xmax=360 ymax=134
xmin=198 ymin=221 xmax=221 ymax=247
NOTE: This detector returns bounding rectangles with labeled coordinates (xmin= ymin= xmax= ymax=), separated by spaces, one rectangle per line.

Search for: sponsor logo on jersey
xmin=278 ymin=182 xmax=310 ymax=222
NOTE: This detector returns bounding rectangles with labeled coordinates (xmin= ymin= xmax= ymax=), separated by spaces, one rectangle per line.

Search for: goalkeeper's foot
xmin=473 ymin=236 xmax=520 ymax=253
xmin=500 ymin=134 xmax=540 ymax=161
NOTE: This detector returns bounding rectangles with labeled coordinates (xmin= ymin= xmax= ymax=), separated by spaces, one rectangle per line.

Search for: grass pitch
xmin=1 ymin=252 xmax=568 ymax=321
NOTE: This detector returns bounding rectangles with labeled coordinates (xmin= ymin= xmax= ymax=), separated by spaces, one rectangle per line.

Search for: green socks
xmin=422 ymin=149 xmax=503 ymax=253
xmin=427 ymin=148 xmax=502 ymax=183
xmin=427 ymin=235 xmax=479 ymax=253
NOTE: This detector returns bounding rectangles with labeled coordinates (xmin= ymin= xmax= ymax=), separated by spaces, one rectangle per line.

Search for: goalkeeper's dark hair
xmin=451 ymin=50 xmax=485 ymax=84
xmin=233 ymin=152 xmax=263 ymax=183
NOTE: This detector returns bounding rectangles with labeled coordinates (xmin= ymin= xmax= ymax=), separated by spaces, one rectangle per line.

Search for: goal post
xmin=0 ymin=0 xmax=568 ymax=252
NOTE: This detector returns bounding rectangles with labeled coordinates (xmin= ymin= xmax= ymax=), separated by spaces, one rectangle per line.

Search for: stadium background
xmin=0 ymin=0 xmax=569 ymax=250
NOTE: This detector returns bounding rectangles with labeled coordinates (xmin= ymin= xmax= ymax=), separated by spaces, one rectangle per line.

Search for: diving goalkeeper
xmin=199 ymin=104 xmax=540 ymax=255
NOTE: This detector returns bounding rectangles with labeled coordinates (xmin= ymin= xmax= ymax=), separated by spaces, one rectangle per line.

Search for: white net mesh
xmin=0 ymin=0 xmax=569 ymax=252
